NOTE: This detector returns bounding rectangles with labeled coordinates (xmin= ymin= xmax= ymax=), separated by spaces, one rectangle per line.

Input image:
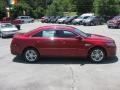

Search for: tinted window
xmin=33 ymin=30 xmax=77 ymax=38
xmin=55 ymin=30 xmax=77 ymax=38
xmin=74 ymin=28 xmax=88 ymax=37
xmin=84 ymin=16 xmax=89 ymax=19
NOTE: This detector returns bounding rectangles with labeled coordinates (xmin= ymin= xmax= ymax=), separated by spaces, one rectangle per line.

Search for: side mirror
xmin=75 ymin=36 xmax=82 ymax=40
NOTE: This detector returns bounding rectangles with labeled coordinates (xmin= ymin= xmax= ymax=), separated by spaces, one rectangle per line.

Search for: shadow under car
xmin=13 ymin=56 xmax=118 ymax=65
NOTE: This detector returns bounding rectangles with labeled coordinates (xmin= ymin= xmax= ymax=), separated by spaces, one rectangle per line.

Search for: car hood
xmin=1 ymin=27 xmax=18 ymax=32
xmin=86 ymin=34 xmax=114 ymax=42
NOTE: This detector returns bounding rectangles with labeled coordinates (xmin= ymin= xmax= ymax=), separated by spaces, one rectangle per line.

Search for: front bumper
xmin=107 ymin=23 xmax=119 ymax=27
xmin=106 ymin=46 xmax=116 ymax=58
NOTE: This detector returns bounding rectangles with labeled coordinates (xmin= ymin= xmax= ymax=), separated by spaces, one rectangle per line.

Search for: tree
xmin=93 ymin=0 xmax=120 ymax=17
xmin=75 ymin=0 xmax=94 ymax=15
xmin=11 ymin=0 xmax=32 ymax=18
xmin=46 ymin=0 xmax=63 ymax=16
xmin=0 ymin=0 xmax=7 ymax=19
xmin=31 ymin=7 xmax=44 ymax=18
xmin=46 ymin=0 xmax=74 ymax=16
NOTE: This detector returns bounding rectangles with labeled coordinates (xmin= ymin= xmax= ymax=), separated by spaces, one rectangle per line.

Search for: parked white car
xmin=56 ymin=16 xmax=69 ymax=24
xmin=0 ymin=23 xmax=19 ymax=38
xmin=72 ymin=13 xmax=94 ymax=25
xmin=16 ymin=16 xmax=34 ymax=23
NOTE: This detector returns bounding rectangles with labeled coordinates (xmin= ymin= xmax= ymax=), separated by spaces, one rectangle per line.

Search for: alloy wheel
xmin=24 ymin=49 xmax=39 ymax=62
xmin=89 ymin=48 xmax=105 ymax=62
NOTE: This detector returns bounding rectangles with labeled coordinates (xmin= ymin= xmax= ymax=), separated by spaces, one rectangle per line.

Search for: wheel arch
xmin=88 ymin=46 xmax=107 ymax=58
xmin=22 ymin=46 xmax=40 ymax=55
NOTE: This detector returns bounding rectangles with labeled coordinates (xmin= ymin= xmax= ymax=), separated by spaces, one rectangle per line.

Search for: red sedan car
xmin=11 ymin=25 xmax=116 ymax=63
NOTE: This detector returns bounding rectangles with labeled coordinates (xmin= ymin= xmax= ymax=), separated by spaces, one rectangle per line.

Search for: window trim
xmin=32 ymin=29 xmax=79 ymax=38
xmin=55 ymin=30 xmax=78 ymax=38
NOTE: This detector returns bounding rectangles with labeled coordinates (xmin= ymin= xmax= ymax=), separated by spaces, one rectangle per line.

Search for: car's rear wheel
xmin=90 ymin=22 xmax=95 ymax=26
xmin=23 ymin=48 xmax=40 ymax=62
xmin=79 ymin=21 xmax=82 ymax=25
xmin=118 ymin=24 xmax=120 ymax=29
xmin=108 ymin=26 xmax=111 ymax=28
xmin=0 ymin=33 xmax=4 ymax=38
xmin=89 ymin=48 xmax=106 ymax=63
xmin=83 ymin=23 xmax=86 ymax=26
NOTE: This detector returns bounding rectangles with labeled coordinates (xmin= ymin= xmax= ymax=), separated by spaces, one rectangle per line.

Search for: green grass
xmin=64 ymin=12 xmax=77 ymax=16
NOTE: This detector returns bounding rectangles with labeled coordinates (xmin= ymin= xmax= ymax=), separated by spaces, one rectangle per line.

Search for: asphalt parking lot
xmin=0 ymin=22 xmax=120 ymax=90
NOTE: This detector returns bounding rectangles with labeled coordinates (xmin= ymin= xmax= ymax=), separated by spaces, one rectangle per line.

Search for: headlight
xmin=106 ymin=42 xmax=115 ymax=46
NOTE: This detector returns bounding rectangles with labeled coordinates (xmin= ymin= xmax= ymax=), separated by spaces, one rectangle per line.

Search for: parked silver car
xmin=56 ymin=16 xmax=69 ymax=24
xmin=0 ymin=23 xmax=19 ymax=38
xmin=83 ymin=16 xmax=104 ymax=26
xmin=16 ymin=16 xmax=34 ymax=23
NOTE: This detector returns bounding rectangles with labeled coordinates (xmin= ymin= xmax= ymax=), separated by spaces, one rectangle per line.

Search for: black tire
xmin=23 ymin=48 xmax=40 ymax=63
xmin=0 ymin=33 xmax=5 ymax=38
xmin=83 ymin=23 xmax=86 ymax=26
xmin=79 ymin=21 xmax=82 ymax=25
xmin=108 ymin=26 xmax=111 ymax=28
xmin=118 ymin=24 xmax=120 ymax=29
xmin=90 ymin=22 xmax=95 ymax=26
xmin=88 ymin=48 xmax=106 ymax=63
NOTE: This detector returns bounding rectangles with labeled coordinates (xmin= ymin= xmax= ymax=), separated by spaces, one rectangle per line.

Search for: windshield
xmin=112 ymin=16 xmax=120 ymax=20
xmin=86 ymin=16 xmax=94 ymax=20
xmin=68 ymin=16 xmax=74 ymax=19
xmin=77 ymin=16 xmax=83 ymax=19
xmin=61 ymin=17 xmax=68 ymax=19
xmin=74 ymin=28 xmax=89 ymax=37
xmin=1 ymin=24 xmax=14 ymax=29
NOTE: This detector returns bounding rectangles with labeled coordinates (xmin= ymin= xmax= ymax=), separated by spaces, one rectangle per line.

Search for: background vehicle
xmin=46 ymin=16 xmax=55 ymax=23
xmin=16 ymin=16 xmax=34 ymax=23
xmin=56 ymin=16 xmax=69 ymax=24
xmin=11 ymin=25 xmax=116 ymax=63
xmin=107 ymin=16 xmax=120 ymax=28
xmin=83 ymin=16 xmax=104 ymax=26
xmin=0 ymin=17 xmax=22 ymax=30
xmin=0 ymin=23 xmax=19 ymax=38
xmin=64 ymin=16 xmax=78 ymax=24
xmin=51 ymin=16 xmax=62 ymax=23
xmin=41 ymin=16 xmax=50 ymax=23
xmin=72 ymin=13 xmax=94 ymax=25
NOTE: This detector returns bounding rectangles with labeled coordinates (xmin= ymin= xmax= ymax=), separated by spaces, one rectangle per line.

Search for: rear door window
xmin=33 ymin=30 xmax=56 ymax=38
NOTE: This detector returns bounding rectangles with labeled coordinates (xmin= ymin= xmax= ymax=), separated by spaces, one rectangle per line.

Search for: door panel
xmin=31 ymin=30 xmax=87 ymax=57
xmin=52 ymin=38 xmax=86 ymax=57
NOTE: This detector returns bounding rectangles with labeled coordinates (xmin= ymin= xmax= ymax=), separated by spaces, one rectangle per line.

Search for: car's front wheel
xmin=89 ymin=48 xmax=106 ymax=63
xmin=23 ymin=48 xmax=40 ymax=62
xmin=108 ymin=26 xmax=111 ymax=28
xmin=118 ymin=24 xmax=120 ymax=29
